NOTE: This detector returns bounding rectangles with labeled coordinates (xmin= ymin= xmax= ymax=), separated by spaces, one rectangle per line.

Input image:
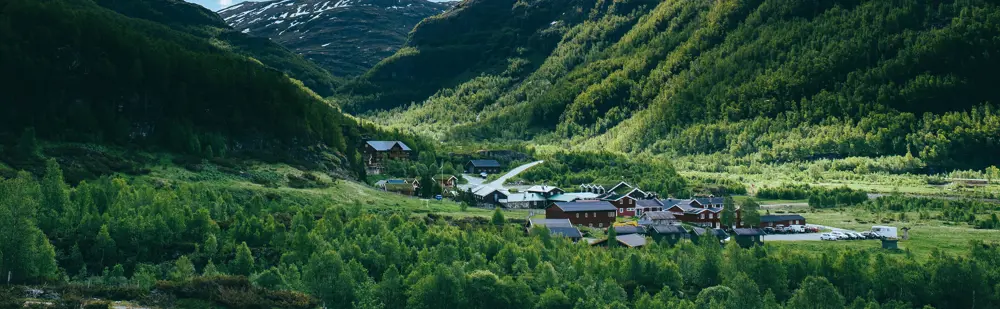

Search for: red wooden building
xmin=546 ymin=201 xmax=617 ymax=228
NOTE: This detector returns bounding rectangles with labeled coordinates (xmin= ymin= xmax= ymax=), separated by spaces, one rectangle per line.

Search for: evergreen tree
xmin=721 ymin=196 xmax=737 ymax=229
xmin=168 ymin=256 xmax=196 ymax=281
xmin=232 ymin=242 xmax=255 ymax=276
xmin=741 ymin=199 xmax=762 ymax=228
xmin=492 ymin=208 xmax=506 ymax=226
xmin=203 ymin=260 xmax=219 ymax=276
xmin=39 ymin=159 xmax=69 ymax=232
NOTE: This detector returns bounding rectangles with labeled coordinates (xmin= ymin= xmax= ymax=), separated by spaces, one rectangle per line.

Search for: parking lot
xmin=764 ymin=224 xmax=868 ymax=241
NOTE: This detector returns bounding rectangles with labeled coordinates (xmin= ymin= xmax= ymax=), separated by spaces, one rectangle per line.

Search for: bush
xmin=156 ymin=276 xmax=316 ymax=309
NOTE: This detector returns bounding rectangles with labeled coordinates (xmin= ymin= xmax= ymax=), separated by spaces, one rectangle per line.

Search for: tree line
xmin=4 ymin=161 xmax=999 ymax=308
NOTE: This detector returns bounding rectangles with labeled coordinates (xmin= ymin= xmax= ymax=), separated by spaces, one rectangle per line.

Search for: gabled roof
xmin=641 ymin=211 xmax=676 ymax=220
xmin=366 ymin=141 xmax=411 ymax=151
xmin=611 ymin=226 xmax=645 ymax=235
xmin=548 ymin=227 xmax=583 ymax=239
xmin=432 ymin=174 xmax=458 ymax=181
xmin=526 ymin=185 xmax=563 ymax=193
xmin=760 ymin=214 xmax=806 ymax=223
xmin=733 ymin=228 xmax=765 ymax=236
xmin=468 ymin=160 xmax=501 ymax=168
xmin=600 ymin=193 xmax=635 ymax=202
xmin=637 ymin=199 xmax=664 ymax=207
xmin=588 ymin=233 xmax=648 ymax=247
xmin=615 ymin=234 xmax=647 ymax=248
xmin=503 ymin=192 xmax=548 ymax=203
xmin=548 ymin=192 xmax=600 ymax=202
xmin=624 ymin=188 xmax=648 ymax=198
xmin=660 ymin=198 xmax=683 ymax=208
xmin=529 ymin=218 xmax=573 ymax=228
xmin=551 ymin=201 xmax=617 ymax=212
xmin=473 ymin=185 xmax=507 ymax=197
xmin=651 ymin=225 xmax=686 ymax=234
xmin=695 ymin=196 xmax=725 ymax=205
xmin=607 ymin=182 xmax=634 ymax=195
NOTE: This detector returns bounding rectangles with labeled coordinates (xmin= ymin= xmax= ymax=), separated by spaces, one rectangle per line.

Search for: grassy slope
xmin=142 ymin=154 xmax=526 ymax=220
xmin=348 ymin=0 xmax=1000 ymax=170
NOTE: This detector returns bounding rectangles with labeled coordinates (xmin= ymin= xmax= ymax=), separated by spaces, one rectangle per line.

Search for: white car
xmin=831 ymin=232 xmax=850 ymax=240
xmin=820 ymin=233 xmax=838 ymax=241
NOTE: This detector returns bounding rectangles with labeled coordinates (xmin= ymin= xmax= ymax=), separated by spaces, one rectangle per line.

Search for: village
xmin=360 ymin=140 xmax=902 ymax=249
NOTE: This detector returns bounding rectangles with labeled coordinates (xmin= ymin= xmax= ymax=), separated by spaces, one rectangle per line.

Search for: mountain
xmin=340 ymin=0 xmax=1000 ymax=169
xmin=219 ymin=0 xmax=453 ymax=78
xmin=94 ymin=0 xmax=341 ymax=96
xmin=0 ymin=0 xmax=428 ymax=174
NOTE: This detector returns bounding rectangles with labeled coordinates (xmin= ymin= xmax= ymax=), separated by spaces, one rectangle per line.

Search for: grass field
xmin=792 ymin=209 xmax=1000 ymax=260
xmin=139 ymin=158 xmax=534 ymax=220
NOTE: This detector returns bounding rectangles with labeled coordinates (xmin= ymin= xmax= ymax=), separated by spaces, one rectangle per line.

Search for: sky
xmin=188 ymin=0 xmax=452 ymax=11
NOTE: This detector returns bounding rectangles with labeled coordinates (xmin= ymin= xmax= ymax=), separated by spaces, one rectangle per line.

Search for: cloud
xmin=220 ymin=0 xmax=233 ymax=6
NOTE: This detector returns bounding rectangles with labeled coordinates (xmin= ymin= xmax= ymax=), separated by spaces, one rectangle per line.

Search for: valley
xmin=1 ymin=0 xmax=999 ymax=308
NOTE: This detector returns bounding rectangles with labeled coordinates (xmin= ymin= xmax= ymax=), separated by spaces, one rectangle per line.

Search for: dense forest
xmin=0 ymin=0 xmax=447 ymax=180
xmin=2 ymin=162 xmax=999 ymax=308
xmin=343 ymin=0 xmax=1000 ymax=169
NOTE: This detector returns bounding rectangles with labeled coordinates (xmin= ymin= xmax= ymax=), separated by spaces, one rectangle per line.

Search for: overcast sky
xmin=189 ymin=0 xmax=451 ymax=11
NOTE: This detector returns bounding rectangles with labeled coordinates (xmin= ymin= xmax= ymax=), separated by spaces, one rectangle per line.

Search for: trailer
xmin=871 ymin=226 xmax=898 ymax=239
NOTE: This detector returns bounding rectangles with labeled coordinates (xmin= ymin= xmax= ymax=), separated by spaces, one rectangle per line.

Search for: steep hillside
xmin=0 ymin=0 xmax=428 ymax=177
xmin=342 ymin=0 xmax=1000 ymax=169
xmin=219 ymin=0 xmax=452 ymax=77
xmin=94 ymin=0 xmax=341 ymax=96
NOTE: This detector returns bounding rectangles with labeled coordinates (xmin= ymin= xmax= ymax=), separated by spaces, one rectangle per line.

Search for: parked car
xmin=763 ymin=227 xmax=776 ymax=234
xmin=852 ymin=232 xmax=866 ymax=240
xmin=831 ymin=232 xmax=849 ymax=240
xmin=806 ymin=226 xmax=820 ymax=233
xmin=821 ymin=233 xmax=838 ymax=241
xmin=788 ymin=225 xmax=806 ymax=233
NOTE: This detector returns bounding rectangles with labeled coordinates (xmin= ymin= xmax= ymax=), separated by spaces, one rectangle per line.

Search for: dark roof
xmin=615 ymin=234 xmax=647 ymax=247
xmin=711 ymin=229 xmax=730 ymax=238
xmin=551 ymin=201 xmax=617 ymax=212
xmin=386 ymin=179 xmax=407 ymax=184
xmin=611 ymin=226 xmax=645 ymax=235
xmin=366 ymin=141 xmax=411 ymax=151
xmin=695 ymin=197 xmax=725 ymax=205
xmin=601 ymin=194 xmax=633 ymax=201
xmin=660 ymin=198 xmax=683 ymax=208
xmin=637 ymin=199 xmax=663 ymax=207
xmin=760 ymin=214 xmax=806 ymax=223
xmin=468 ymin=160 xmax=502 ymax=168
xmin=641 ymin=211 xmax=676 ymax=220
xmin=529 ymin=219 xmax=573 ymax=228
xmin=549 ymin=227 xmax=583 ymax=239
xmin=651 ymin=225 xmax=686 ymax=234
xmin=733 ymin=228 xmax=765 ymax=236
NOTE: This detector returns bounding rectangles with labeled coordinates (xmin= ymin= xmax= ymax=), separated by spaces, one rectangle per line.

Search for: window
xmin=627 ymin=208 xmax=634 ymax=211
xmin=576 ymin=213 xmax=580 ymax=218
xmin=585 ymin=213 xmax=589 ymax=218
xmin=588 ymin=223 xmax=593 ymax=227
xmin=609 ymin=212 xmax=615 ymax=218
xmin=599 ymin=223 xmax=603 ymax=228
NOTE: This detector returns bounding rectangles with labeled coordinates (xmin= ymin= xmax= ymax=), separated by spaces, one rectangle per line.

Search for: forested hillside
xmin=342 ymin=0 xmax=1000 ymax=169
xmin=94 ymin=0 xmax=342 ymax=96
xmin=0 ymin=0 xmax=402 ymax=173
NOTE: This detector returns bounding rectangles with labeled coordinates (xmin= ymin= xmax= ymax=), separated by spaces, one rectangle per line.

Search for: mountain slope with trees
xmin=341 ymin=0 xmax=1000 ymax=169
xmin=219 ymin=0 xmax=453 ymax=78
xmin=94 ymin=0 xmax=342 ymax=96
xmin=0 ymin=0 xmax=433 ymax=178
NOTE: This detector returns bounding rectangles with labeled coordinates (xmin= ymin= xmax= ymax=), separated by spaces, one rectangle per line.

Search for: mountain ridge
xmin=219 ymin=0 xmax=452 ymax=77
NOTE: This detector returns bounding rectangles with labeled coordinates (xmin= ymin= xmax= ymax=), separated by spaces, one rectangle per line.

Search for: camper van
xmin=871 ymin=226 xmax=898 ymax=239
